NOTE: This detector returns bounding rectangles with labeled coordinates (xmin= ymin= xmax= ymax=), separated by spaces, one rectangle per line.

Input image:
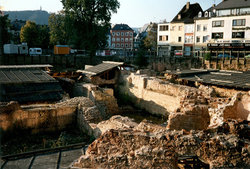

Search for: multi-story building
xmin=110 ymin=24 xmax=134 ymax=50
xmin=157 ymin=22 xmax=170 ymax=57
xmin=194 ymin=5 xmax=216 ymax=53
xmin=170 ymin=2 xmax=202 ymax=56
xmin=207 ymin=0 xmax=250 ymax=53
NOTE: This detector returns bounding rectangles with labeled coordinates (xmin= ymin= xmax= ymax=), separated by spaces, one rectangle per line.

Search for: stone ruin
xmin=72 ymin=117 xmax=249 ymax=169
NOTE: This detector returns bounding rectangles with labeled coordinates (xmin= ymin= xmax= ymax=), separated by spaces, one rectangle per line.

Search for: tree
xmin=143 ymin=23 xmax=157 ymax=54
xmin=48 ymin=11 xmax=69 ymax=46
xmin=61 ymin=0 xmax=120 ymax=56
xmin=20 ymin=21 xmax=50 ymax=48
xmin=20 ymin=21 xmax=39 ymax=48
xmin=0 ymin=14 xmax=11 ymax=54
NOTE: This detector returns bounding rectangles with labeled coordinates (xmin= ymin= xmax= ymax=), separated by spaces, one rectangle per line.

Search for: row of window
xmin=112 ymin=43 xmax=132 ymax=48
xmin=112 ymin=32 xmax=133 ymax=36
xmin=211 ymin=32 xmax=245 ymax=39
xmin=216 ymin=8 xmax=250 ymax=17
xmin=197 ymin=24 xmax=208 ymax=32
xmin=159 ymin=19 xmax=246 ymax=33
xmin=159 ymin=32 xmax=245 ymax=43
xmin=212 ymin=19 xmax=246 ymax=27
xmin=112 ymin=38 xmax=133 ymax=42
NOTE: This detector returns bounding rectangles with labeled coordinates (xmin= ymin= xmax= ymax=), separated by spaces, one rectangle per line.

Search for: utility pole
xmin=0 ymin=10 xmax=3 ymax=56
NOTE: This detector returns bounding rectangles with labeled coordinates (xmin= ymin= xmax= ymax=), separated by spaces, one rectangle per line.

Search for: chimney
xmin=186 ymin=2 xmax=190 ymax=9
xmin=212 ymin=4 xmax=216 ymax=8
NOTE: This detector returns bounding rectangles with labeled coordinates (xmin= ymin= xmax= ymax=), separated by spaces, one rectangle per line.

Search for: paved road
xmin=1 ymin=145 xmax=86 ymax=169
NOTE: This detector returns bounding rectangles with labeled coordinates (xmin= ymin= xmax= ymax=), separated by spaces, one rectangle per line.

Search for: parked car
xmin=217 ymin=54 xmax=235 ymax=58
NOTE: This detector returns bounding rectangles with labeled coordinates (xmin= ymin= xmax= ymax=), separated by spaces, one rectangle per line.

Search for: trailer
xmin=3 ymin=44 xmax=18 ymax=54
xmin=29 ymin=48 xmax=42 ymax=56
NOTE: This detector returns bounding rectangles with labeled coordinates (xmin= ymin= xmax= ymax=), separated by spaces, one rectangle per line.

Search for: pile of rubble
xmin=72 ymin=117 xmax=249 ymax=169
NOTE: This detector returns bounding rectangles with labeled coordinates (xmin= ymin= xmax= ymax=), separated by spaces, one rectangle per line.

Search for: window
xmin=203 ymin=36 xmax=208 ymax=43
xmin=212 ymin=32 xmax=223 ymax=39
xmin=112 ymin=44 xmax=115 ymax=47
xmin=121 ymin=38 xmax=124 ymax=42
xmin=203 ymin=25 xmax=207 ymax=31
xmin=232 ymin=32 xmax=245 ymax=38
xmin=116 ymin=32 xmax=120 ymax=36
xmin=125 ymin=38 xmax=128 ymax=42
xmin=121 ymin=32 xmax=124 ymax=36
xmin=112 ymin=32 xmax=115 ymax=36
xmin=116 ymin=43 xmax=120 ymax=48
xmin=171 ymin=26 xmax=176 ymax=31
xmin=129 ymin=38 xmax=133 ymax=41
xmin=204 ymin=11 xmax=209 ymax=17
xmin=125 ymin=44 xmax=128 ymax=47
xmin=196 ymin=36 xmax=200 ymax=43
xmin=165 ymin=35 xmax=168 ymax=41
xmin=130 ymin=32 xmax=133 ymax=36
xmin=125 ymin=32 xmax=128 ymax=36
xmin=232 ymin=19 xmax=246 ymax=26
xmin=116 ymin=38 xmax=120 ymax=42
xmin=112 ymin=38 xmax=115 ymax=42
xmin=159 ymin=36 xmax=163 ymax=41
xmin=178 ymin=37 xmax=182 ymax=42
xmin=212 ymin=20 xmax=224 ymax=27
xmin=198 ymin=11 xmax=202 ymax=17
xmin=121 ymin=44 xmax=124 ymax=47
xmin=197 ymin=25 xmax=201 ymax=31
xmin=159 ymin=25 xmax=169 ymax=31
xmin=178 ymin=26 xmax=182 ymax=31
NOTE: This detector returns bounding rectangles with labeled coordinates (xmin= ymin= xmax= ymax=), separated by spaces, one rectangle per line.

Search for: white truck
xmin=29 ymin=48 xmax=42 ymax=56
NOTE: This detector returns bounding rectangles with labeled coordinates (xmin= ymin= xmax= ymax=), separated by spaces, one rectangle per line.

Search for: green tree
xmin=48 ymin=11 xmax=69 ymax=46
xmin=20 ymin=21 xmax=39 ymax=48
xmin=61 ymin=0 xmax=120 ymax=56
xmin=143 ymin=23 xmax=157 ymax=54
xmin=20 ymin=21 xmax=50 ymax=48
xmin=38 ymin=25 xmax=50 ymax=49
xmin=0 ymin=14 xmax=11 ymax=54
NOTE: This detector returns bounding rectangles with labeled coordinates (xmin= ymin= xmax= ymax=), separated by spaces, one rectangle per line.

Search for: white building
xmin=157 ymin=23 xmax=170 ymax=57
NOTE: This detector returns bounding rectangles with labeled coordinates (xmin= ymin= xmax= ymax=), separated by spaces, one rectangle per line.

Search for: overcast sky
xmin=1 ymin=0 xmax=221 ymax=27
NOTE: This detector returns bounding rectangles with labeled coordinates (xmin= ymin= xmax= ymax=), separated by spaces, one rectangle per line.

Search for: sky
xmin=0 ymin=0 xmax=220 ymax=27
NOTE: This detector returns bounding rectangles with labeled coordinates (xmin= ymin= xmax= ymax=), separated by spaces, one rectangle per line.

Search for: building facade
xmin=157 ymin=23 xmax=171 ymax=57
xmin=110 ymin=24 xmax=134 ymax=51
xmin=157 ymin=0 xmax=250 ymax=57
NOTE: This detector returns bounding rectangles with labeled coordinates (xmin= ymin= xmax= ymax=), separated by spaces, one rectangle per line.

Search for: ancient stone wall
xmin=118 ymin=72 xmax=207 ymax=117
xmin=0 ymin=97 xmax=100 ymax=137
xmin=72 ymin=120 xmax=250 ymax=169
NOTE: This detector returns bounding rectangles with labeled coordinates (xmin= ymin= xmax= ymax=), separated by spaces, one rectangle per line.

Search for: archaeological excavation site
xmin=0 ymin=62 xmax=249 ymax=169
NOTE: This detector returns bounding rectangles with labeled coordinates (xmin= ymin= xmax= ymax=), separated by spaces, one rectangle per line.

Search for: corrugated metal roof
xmin=0 ymin=68 xmax=55 ymax=84
xmin=0 ymin=65 xmax=53 ymax=69
xmin=79 ymin=61 xmax=124 ymax=76
xmin=0 ymin=66 xmax=63 ymax=103
xmin=168 ymin=69 xmax=250 ymax=90
xmin=215 ymin=0 xmax=250 ymax=10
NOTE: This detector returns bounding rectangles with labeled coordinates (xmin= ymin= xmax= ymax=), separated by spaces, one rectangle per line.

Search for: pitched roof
xmin=172 ymin=3 xmax=203 ymax=23
xmin=111 ymin=24 xmax=133 ymax=31
xmin=79 ymin=61 xmax=124 ymax=76
xmin=215 ymin=0 xmax=250 ymax=10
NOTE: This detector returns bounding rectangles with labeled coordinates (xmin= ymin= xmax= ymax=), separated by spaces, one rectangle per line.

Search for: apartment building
xmin=110 ymin=24 xmax=134 ymax=50
xmin=207 ymin=0 xmax=250 ymax=53
xmin=157 ymin=23 xmax=170 ymax=56
xmin=157 ymin=2 xmax=202 ymax=56
xmin=157 ymin=0 xmax=250 ymax=57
